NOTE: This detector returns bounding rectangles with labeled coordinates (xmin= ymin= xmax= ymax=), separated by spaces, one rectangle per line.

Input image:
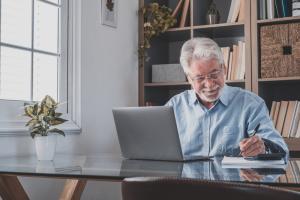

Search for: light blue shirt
xmin=166 ymin=84 xmax=289 ymax=157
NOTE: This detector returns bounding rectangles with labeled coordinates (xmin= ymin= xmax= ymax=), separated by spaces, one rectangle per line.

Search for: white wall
xmin=1 ymin=0 xmax=139 ymax=199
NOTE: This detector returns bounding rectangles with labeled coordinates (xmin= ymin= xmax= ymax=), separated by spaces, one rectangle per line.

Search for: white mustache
xmin=202 ymin=87 xmax=219 ymax=93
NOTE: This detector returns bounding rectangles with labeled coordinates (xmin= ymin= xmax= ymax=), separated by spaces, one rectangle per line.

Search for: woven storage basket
xmin=260 ymin=22 xmax=300 ymax=78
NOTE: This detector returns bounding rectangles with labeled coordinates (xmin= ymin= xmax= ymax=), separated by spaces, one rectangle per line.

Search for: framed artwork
xmin=101 ymin=0 xmax=118 ymax=28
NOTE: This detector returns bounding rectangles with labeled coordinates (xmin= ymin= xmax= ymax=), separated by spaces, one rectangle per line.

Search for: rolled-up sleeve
xmin=246 ymin=101 xmax=289 ymax=155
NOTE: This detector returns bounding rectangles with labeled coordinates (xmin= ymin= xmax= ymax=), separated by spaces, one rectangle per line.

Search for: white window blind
xmin=0 ymin=0 xmax=63 ymax=102
xmin=0 ymin=0 xmax=81 ymax=134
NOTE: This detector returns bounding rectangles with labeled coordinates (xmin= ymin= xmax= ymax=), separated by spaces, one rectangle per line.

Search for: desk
xmin=0 ymin=155 xmax=299 ymax=199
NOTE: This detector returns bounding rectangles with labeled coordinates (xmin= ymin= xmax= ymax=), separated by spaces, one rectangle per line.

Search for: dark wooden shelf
xmin=167 ymin=27 xmax=192 ymax=32
xmin=284 ymin=138 xmax=300 ymax=152
xmin=193 ymin=22 xmax=244 ymax=38
xmin=226 ymin=79 xmax=245 ymax=83
xmin=144 ymin=79 xmax=245 ymax=87
xmin=257 ymin=16 xmax=300 ymax=24
xmin=144 ymin=82 xmax=190 ymax=87
xmin=193 ymin=22 xmax=244 ymax=29
xmin=258 ymin=77 xmax=300 ymax=82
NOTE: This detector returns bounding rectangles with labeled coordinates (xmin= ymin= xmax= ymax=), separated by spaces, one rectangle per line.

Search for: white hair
xmin=180 ymin=37 xmax=224 ymax=74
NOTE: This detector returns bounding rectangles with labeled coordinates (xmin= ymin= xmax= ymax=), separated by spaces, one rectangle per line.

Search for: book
xmin=276 ymin=101 xmax=288 ymax=135
xmin=287 ymin=0 xmax=293 ymax=16
xmin=239 ymin=41 xmax=246 ymax=79
xmin=273 ymin=101 xmax=281 ymax=127
xmin=281 ymin=0 xmax=288 ymax=17
xmin=295 ymin=118 xmax=300 ymax=138
xmin=282 ymin=101 xmax=297 ymax=138
xmin=274 ymin=0 xmax=283 ymax=18
xmin=231 ymin=45 xmax=238 ymax=80
xmin=293 ymin=1 xmax=300 ymax=16
xmin=270 ymin=101 xmax=276 ymax=120
xmin=221 ymin=47 xmax=230 ymax=76
xmin=227 ymin=51 xmax=233 ymax=80
xmin=172 ymin=0 xmax=183 ymax=18
xmin=267 ymin=0 xmax=275 ymax=19
xmin=179 ymin=0 xmax=190 ymax=27
xmin=227 ymin=0 xmax=241 ymax=23
xmin=227 ymin=0 xmax=236 ymax=22
xmin=235 ymin=41 xmax=243 ymax=80
xmin=290 ymin=101 xmax=300 ymax=137
xmin=260 ymin=0 xmax=267 ymax=19
xmin=231 ymin=0 xmax=241 ymax=22
xmin=238 ymin=0 xmax=245 ymax=22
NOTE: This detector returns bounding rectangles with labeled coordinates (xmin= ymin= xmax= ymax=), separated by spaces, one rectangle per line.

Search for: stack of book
xmin=270 ymin=100 xmax=300 ymax=138
xmin=221 ymin=41 xmax=245 ymax=81
xmin=227 ymin=0 xmax=245 ymax=22
xmin=259 ymin=0 xmax=293 ymax=20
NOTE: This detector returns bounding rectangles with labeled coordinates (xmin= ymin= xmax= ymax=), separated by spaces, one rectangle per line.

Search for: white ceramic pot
xmin=34 ymin=134 xmax=57 ymax=161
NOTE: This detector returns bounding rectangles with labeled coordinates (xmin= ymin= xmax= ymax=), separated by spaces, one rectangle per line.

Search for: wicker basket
xmin=260 ymin=22 xmax=300 ymax=78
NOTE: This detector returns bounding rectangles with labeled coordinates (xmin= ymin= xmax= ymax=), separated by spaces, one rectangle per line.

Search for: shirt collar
xmin=218 ymin=84 xmax=229 ymax=106
xmin=188 ymin=84 xmax=230 ymax=107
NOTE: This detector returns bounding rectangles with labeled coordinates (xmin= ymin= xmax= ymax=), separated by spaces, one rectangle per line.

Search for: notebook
xmin=222 ymin=156 xmax=286 ymax=168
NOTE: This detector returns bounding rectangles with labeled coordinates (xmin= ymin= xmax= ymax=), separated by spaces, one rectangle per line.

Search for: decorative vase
xmin=34 ymin=134 xmax=57 ymax=161
xmin=206 ymin=0 xmax=220 ymax=25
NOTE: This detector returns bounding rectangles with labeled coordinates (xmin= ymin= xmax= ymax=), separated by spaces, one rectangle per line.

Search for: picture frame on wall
xmin=101 ymin=0 xmax=118 ymax=28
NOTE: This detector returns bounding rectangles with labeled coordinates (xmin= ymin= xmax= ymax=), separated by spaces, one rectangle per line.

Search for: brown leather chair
xmin=122 ymin=177 xmax=300 ymax=200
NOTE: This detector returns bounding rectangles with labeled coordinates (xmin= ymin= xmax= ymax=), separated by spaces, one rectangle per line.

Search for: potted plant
xmin=139 ymin=3 xmax=176 ymax=64
xmin=24 ymin=95 xmax=67 ymax=161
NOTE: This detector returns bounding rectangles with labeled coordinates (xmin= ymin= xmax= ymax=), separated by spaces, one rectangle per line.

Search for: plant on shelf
xmin=139 ymin=2 xmax=176 ymax=65
xmin=24 ymin=95 xmax=67 ymax=138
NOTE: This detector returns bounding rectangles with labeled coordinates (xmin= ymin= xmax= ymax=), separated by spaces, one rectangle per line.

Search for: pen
xmin=248 ymin=123 xmax=260 ymax=138
xmin=239 ymin=123 xmax=260 ymax=156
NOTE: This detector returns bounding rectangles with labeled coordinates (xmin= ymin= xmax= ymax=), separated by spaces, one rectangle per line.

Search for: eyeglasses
xmin=189 ymin=69 xmax=223 ymax=83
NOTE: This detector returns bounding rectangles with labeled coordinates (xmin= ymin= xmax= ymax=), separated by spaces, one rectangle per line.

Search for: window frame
xmin=0 ymin=0 xmax=81 ymax=135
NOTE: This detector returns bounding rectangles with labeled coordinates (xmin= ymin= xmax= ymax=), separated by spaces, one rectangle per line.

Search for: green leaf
xmin=32 ymin=103 xmax=39 ymax=115
xmin=24 ymin=106 xmax=34 ymax=117
xmin=55 ymin=112 xmax=63 ymax=117
xmin=26 ymin=119 xmax=39 ymax=127
xmin=48 ymin=128 xmax=65 ymax=137
xmin=49 ymin=118 xmax=68 ymax=126
xmin=31 ymin=126 xmax=44 ymax=133
xmin=43 ymin=116 xmax=53 ymax=123
xmin=42 ymin=95 xmax=57 ymax=108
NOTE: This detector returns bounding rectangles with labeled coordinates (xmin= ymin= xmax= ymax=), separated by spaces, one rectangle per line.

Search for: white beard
xmin=197 ymin=86 xmax=223 ymax=103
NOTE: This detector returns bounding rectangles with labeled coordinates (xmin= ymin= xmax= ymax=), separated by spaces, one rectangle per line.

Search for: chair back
xmin=122 ymin=177 xmax=300 ymax=200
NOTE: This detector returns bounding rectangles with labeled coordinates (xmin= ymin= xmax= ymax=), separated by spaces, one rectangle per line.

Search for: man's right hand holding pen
xmin=239 ymin=124 xmax=266 ymax=157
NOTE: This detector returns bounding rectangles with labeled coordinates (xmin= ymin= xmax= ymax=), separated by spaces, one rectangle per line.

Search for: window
xmin=0 ymin=0 xmax=64 ymax=101
xmin=0 ymin=0 xmax=81 ymax=134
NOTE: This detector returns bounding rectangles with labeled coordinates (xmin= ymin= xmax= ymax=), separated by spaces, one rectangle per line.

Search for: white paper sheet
xmin=221 ymin=156 xmax=286 ymax=168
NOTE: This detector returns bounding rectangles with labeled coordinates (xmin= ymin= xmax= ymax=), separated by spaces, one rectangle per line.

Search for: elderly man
xmin=166 ymin=37 xmax=288 ymax=157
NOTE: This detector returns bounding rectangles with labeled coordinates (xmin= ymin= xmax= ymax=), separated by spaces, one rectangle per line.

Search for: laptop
xmin=112 ymin=106 xmax=212 ymax=162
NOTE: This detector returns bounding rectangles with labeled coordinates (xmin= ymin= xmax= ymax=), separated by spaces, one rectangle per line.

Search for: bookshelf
xmin=139 ymin=0 xmax=300 ymax=153
xmin=139 ymin=0 xmax=252 ymax=106
xmin=251 ymin=0 xmax=300 ymax=154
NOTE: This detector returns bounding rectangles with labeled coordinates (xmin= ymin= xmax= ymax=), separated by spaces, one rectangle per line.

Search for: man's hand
xmin=239 ymin=135 xmax=265 ymax=157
